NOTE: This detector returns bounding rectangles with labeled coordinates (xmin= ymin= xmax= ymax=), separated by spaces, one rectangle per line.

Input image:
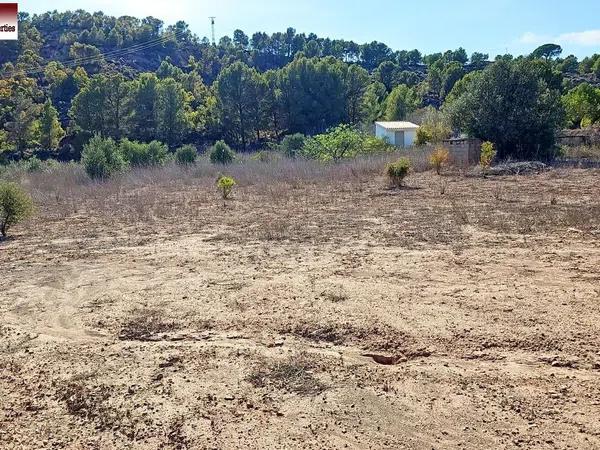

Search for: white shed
xmin=375 ymin=121 xmax=420 ymax=148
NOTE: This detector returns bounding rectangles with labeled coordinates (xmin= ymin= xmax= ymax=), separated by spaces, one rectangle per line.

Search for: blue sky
xmin=19 ymin=0 xmax=600 ymax=58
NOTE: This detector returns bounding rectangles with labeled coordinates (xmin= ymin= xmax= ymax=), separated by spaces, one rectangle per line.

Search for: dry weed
xmin=119 ymin=309 xmax=177 ymax=341
xmin=247 ymin=353 xmax=326 ymax=395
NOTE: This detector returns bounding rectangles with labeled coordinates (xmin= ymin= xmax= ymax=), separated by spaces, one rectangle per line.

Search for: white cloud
xmin=519 ymin=30 xmax=600 ymax=47
xmin=518 ymin=32 xmax=549 ymax=45
xmin=558 ymin=30 xmax=600 ymax=46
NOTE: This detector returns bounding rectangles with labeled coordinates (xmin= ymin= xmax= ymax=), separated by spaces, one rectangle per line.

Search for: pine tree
xmin=156 ymin=78 xmax=190 ymax=147
xmin=383 ymin=84 xmax=418 ymax=121
xmin=4 ymin=92 xmax=40 ymax=158
xmin=129 ymin=73 xmax=159 ymax=142
xmin=215 ymin=62 xmax=266 ymax=149
xmin=39 ymin=99 xmax=65 ymax=149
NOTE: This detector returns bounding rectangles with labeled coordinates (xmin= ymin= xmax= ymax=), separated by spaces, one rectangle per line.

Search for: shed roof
xmin=375 ymin=121 xmax=420 ymax=131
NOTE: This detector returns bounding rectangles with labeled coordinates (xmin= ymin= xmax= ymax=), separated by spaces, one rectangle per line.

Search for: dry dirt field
xmin=1 ymin=160 xmax=599 ymax=449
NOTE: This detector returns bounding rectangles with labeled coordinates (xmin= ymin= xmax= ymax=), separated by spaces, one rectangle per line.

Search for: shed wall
xmin=404 ymin=130 xmax=416 ymax=147
xmin=375 ymin=124 xmax=417 ymax=147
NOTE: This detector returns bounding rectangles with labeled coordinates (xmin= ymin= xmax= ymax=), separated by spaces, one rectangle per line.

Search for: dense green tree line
xmin=0 ymin=9 xmax=599 ymax=163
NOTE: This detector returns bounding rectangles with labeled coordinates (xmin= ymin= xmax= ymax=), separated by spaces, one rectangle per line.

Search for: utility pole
xmin=209 ymin=17 xmax=216 ymax=45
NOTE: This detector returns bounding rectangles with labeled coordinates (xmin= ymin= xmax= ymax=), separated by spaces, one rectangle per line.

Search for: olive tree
xmin=0 ymin=182 xmax=34 ymax=238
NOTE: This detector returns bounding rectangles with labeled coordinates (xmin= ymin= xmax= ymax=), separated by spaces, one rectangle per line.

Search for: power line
xmin=2 ymin=29 xmax=187 ymax=79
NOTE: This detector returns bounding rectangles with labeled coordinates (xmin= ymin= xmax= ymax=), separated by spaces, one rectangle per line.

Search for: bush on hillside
xmin=216 ymin=175 xmax=236 ymax=199
xmin=251 ymin=150 xmax=279 ymax=163
xmin=278 ymin=133 xmax=306 ymax=158
xmin=81 ymin=135 xmax=127 ymax=180
xmin=480 ymin=141 xmax=496 ymax=175
xmin=0 ymin=181 xmax=34 ymax=238
xmin=363 ymin=134 xmax=394 ymax=153
xmin=415 ymin=128 xmax=432 ymax=146
xmin=209 ymin=141 xmax=235 ymax=165
xmin=386 ymin=158 xmax=411 ymax=188
xmin=120 ymin=139 xmax=168 ymax=167
xmin=175 ymin=144 xmax=198 ymax=165
xmin=146 ymin=141 xmax=169 ymax=165
xmin=414 ymin=107 xmax=452 ymax=145
xmin=429 ymin=147 xmax=450 ymax=175
xmin=25 ymin=156 xmax=43 ymax=172
xmin=301 ymin=125 xmax=391 ymax=161
xmin=22 ymin=157 xmax=60 ymax=173
xmin=302 ymin=125 xmax=362 ymax=161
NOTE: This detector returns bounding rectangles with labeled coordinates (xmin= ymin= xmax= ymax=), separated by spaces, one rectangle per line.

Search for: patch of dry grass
xmin=247 ymin=353 xmax=326 ymax=395
xmin=54 ymin=373 xmax=134 ymax=436
xmin=283 ymin=320 xmax=417 ymax=352
xmin=5 ymin=150 xmax=432 ymax=217
xmin=561 ymin=145 xmax=600 ymax=161
xmin=119 ymin=309 xmax=178 ymax=341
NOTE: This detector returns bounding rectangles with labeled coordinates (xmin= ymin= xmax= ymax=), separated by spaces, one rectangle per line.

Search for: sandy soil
xmin=1 ymin=167 xmax=599 ymax=449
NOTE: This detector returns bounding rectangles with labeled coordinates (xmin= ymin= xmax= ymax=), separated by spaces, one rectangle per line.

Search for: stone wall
xmin=442 ymin=138 xmax=482 ymax=166
xmin=557 ymin=128 xmax=600 ymax=147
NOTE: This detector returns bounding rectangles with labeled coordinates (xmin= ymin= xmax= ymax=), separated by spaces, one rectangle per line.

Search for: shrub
xmin=120 ymin=139 xmax=168 ymax=167
xmin=251 ymin=150 xmax=279 ymax=163
xmin=145 ymin=141 xmax=169 ymax=165
xmin=175 ymin=144 xmax=198 ymax=165
xmin=301 ymin=125 xmax=362 ymax=161
xmin=43 ymin=158 xmax=60 ymax=171
xmin=81 ymin=135 xmax=127 ymax=180
xmin=25 ymin=156 xmax=43 ymax=172
xmin=363 ymin=135 xmax=394 ymax=153
xmin=429 ymin=146 xmax=450 ymax=175
xmin=216 ymin=175 xmax=236 ymax=199
xmin=0 ymin=181 xmax=34 ymax=238
xmin=416 ymin=128 xmax=433 ymax=146
xmin=21 ymin=157 xmax=59 ymax=173
xmin=480 ymin=141 xmax=496 ymax=174
xmin=302 ymin=125 xmax=392 ymax=161
xmin=386 ymin=158 xmax=411 ymax=187
xmin=278 ymin=133 xmax=306 ymax=158
xmin=118 ymin=139 xmax=144 ymax=166
xmin=210 ymin=141 xmax=235 ymax=165
xmin=414 ymin=107 xmax=453 ymax=145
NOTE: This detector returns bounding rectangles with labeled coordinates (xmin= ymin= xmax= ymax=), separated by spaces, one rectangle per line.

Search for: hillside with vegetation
xmin=1 ymin=9 xmax=600 ymax=165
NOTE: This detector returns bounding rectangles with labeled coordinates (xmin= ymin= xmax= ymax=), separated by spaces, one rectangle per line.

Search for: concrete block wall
xmin=442 ymin=138 xmax=482 ymax=166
